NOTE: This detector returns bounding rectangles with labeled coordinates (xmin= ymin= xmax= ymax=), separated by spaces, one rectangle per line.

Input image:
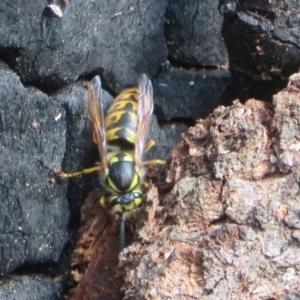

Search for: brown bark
xmin=120 ymin=75 xmax=300 ymax=299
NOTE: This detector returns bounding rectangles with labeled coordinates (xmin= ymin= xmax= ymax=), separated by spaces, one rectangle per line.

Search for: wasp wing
xmin=135 ymin=74 xmax=154 ymax=167
xmin=87 ymin=76 xmax=108 ymax=169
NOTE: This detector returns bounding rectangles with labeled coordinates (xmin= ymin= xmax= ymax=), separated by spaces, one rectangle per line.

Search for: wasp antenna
xmin=119 ymin=213 xmax=126 ymax=252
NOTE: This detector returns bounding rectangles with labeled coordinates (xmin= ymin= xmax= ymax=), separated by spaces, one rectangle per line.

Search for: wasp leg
xmin=100 ymin=195 xmax=107 ymax=207
xmin=143 ymin=159 xmax=166 ymax=168
xmin=58 ymin=165 xmax=102 ymax=178
xmin=144 ymin=139 xmax=155 ymax=152
xmin=99 ymin=195 xmax=115 ymax=214
xmin=141 ymin=182 xmax=149 ymax=190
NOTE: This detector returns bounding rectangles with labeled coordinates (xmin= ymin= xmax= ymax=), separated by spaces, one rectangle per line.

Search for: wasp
xmin=59 ymin=74 xmax=165 ymax=220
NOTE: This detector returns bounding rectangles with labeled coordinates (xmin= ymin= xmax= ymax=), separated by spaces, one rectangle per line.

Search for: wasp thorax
xmin=107 ymin=153 xmax=140 ymax=192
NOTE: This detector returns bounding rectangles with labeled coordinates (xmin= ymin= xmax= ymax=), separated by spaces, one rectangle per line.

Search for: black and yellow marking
xmin=105 ymin=88 xmax=139 ymax=143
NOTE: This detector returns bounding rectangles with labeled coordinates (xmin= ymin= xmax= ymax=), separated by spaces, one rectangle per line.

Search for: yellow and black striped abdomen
xmin=105 ymin=88 xmax=139 ymax=144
